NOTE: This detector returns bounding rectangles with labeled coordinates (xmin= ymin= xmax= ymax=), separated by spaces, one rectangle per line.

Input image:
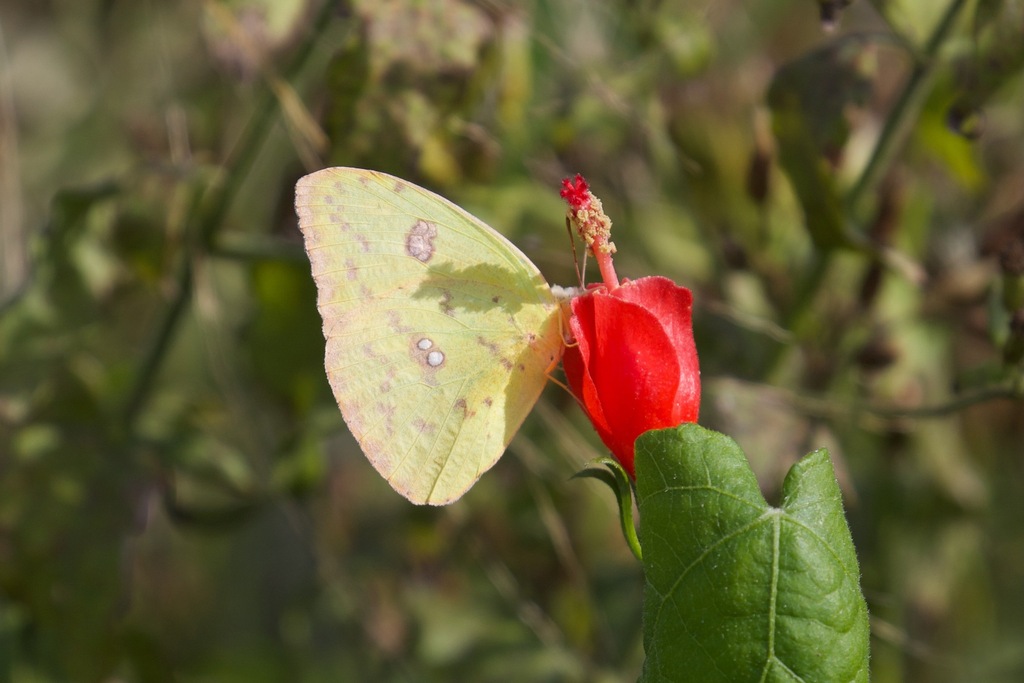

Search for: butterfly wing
xmin=296 ymin=167 xmax=564 ymax=504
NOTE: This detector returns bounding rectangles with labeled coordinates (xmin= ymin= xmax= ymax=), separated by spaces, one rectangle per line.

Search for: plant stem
xmin=810 ymin=383 xmax=1020 ymax=421
xmin=725 ymin=378 xmax=1021 ymax=422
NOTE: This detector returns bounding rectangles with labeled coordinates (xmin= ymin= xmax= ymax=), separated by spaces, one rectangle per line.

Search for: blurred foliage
xmin=1 ymin=0 xmax=1023 ymax=681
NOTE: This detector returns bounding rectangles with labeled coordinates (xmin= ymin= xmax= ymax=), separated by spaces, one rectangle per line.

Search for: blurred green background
xmin=1 ymin=0 xmax=1023 ymax=681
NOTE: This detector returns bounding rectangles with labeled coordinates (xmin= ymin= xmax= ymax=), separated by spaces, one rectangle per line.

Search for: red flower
xmin=558 ymin=174 xmax=700 ymax=477
xmin=563 ymin=277 xmax=700 ymax=476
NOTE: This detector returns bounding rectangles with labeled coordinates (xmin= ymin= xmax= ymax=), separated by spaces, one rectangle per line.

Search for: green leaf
xmin=636 ymin=424 xmax=869 ymax=683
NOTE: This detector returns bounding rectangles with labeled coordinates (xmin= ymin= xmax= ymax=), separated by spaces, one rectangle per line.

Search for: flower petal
xmin=564 ymin=296 xmax=612 ymax=437
xmin=612 ymin=277 xmax=700 ymax=421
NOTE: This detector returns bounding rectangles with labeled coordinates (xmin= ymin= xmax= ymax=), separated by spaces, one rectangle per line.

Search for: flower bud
xmin=563 ymin=277 xmax=700 ymax=476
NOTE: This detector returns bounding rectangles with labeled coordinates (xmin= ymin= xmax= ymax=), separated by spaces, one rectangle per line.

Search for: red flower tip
xmin=560 ymin=174 xmax=591 ymax=210
xmin=559 ymin=173 xmax=618 ymax=289
xmin=563 ymin=276 xmax=700 ymax=477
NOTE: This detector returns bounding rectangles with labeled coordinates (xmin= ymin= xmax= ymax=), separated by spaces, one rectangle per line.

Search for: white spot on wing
xmin=410 ymin=335 xmax=446 ymax=372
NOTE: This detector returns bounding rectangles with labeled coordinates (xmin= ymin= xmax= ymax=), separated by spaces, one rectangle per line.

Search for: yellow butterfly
xmin=296 ymin=168 xmax=565 ymax=504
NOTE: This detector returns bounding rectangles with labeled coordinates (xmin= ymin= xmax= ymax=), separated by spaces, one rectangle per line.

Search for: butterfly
xmin=295 ymin=168 xmax=567 ymax=504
